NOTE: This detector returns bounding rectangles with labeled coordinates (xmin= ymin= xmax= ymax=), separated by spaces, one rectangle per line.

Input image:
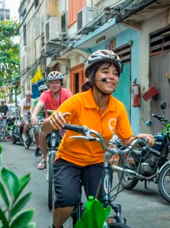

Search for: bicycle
xmin=45 ymin=110 xmax=62 ymax=210
xmin=61 ymin=123 xmax=148 ymax=228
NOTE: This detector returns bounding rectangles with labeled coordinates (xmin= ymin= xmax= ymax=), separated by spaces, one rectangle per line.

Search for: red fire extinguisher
xmin=131 ymin=79 xmax=140 ymax=107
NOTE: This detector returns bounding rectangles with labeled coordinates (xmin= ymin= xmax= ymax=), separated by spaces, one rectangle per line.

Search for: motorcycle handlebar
xmin=152 ymin=114 xmax=169 ymax=124
xmin=63 ymin=124 xmax=148 ymax=155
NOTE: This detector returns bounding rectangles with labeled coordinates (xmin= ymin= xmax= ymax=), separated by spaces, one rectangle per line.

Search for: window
xmin=61 ymin=13 xmax=66 ymax=32
xmin=150 ymin=25 xmax=170 ymax=56
xmin=68 ymin=0 xmax=86 ymax=26
xmin=35 ymin=11 xmax=40 ymax=39
xmin=23 ymin=24 xmax=27 ymax=46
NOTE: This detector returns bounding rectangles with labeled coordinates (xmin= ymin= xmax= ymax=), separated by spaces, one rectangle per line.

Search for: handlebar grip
xmin=63 ymin=124 xmax=84 ymax=133
xmin=136 ymin=138 xmax=148 ymax=147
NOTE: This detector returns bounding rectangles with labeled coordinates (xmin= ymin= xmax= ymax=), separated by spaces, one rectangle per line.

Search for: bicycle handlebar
xmin=63 ymin=124 xmax=148 ymax=155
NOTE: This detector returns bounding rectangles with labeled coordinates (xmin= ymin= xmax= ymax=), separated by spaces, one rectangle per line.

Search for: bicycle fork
xmin=97 ymin=164 xmax=124 ymax=226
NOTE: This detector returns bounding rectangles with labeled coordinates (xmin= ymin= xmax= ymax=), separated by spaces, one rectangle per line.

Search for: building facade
xmin=19 ymin=0 xmax=170 ymax=135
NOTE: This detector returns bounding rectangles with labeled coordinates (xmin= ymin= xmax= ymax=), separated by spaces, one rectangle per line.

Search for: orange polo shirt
xmin=53 ymin=89 xmax=133 ymax=166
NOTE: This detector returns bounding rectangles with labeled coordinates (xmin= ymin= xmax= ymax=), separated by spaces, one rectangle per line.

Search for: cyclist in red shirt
xmin=41 ymin=50 xmax=155 ymax=228
xmin=31 ymin=71 xmax=72 ymax=170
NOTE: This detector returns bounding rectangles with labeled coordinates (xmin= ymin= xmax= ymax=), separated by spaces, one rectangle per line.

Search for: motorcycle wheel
xmin=23 ymin=137 xmax=32 ymax=149
xmin=118 ymin=153 xmax=138 ymax=190
xmin=0 ymin=126 xmax=6 ymax=141
xmin=12 ymin=126 xmax=17 ymax=144
xmin=12 ymin=136 xmax=17 ymax=144
xmin=158 ymin=164 xmax=170 ymax=203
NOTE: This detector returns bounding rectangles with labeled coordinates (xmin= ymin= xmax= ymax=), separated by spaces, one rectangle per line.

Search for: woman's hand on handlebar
xmin=134 ymin=133 xmax=155 ymax=147
xmin=49 ymin=111 xmax=71 ymax=129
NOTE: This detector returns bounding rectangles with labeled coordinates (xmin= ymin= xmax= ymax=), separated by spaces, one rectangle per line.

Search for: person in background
xmin=0 ymin=98 xmax=9 ymax=128
xmin=31 ymin=71 xmax=72 ymax=170
xmin=19 ymin=91 xmax=34 ymax=141
xmin=30 ymin=85 xmax=48 ymax=157
xmin=41 ymin=50 xmax=155 ymax=228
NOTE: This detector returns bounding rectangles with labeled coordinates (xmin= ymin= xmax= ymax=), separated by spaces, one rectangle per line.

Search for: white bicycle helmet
xmin=38 ymin=85 xmax=48 ymax=92
xmin=47 ymin=71 xmax=64 ymax=81
xmin=84 ymin=50 xmax=123 ymax=77
xmin=25 ymin=91 xmax=33 ymax=96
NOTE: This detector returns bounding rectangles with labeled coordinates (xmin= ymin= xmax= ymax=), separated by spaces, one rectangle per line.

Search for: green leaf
xmin=74 ymin=220 xmax=86 ymax=228
xmin=82 ymin=210 xmax=97 ymax=228
xmin=0 ymin=207 xmax=9 ymax=228
xmin=25 ymin=222 xmax=36 ymax=228
xmin=104 ymin=206 xmax=111 ymax=221
xmin=14 ymin=173 xmax=31 ymax=203
xmin=11 ymin=192 xmax=32 ymax=217
xmin=1 ymin=167 xmax=19 ymax=198
xmin=0 ymin=154 xmax=2 ymax=166
xmin=0 ymin=182 xmax=10 ymax=208
xmin=10 ymin=208 xmax=35 ymax=228
xmin=0 ymin=145 xmax=2 ymax=165
xmin=91 ymin=200 xmax=105 ymax=228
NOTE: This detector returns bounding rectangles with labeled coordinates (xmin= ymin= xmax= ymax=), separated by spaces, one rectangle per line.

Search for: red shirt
xmin=39 ymin=89 xmax=72 ymax=115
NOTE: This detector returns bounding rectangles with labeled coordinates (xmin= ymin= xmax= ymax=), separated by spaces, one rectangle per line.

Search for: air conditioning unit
xmin=46 ymin=17 xmax=61 ymax=43
xmin=77 ymin=7 xmax=95 ymax=31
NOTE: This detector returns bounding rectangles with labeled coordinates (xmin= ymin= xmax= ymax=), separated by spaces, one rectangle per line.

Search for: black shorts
xmin=53 ymin=158 xmax=103 ymax=208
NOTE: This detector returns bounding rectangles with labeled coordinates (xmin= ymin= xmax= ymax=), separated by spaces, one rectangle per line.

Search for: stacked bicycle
xmin=62 ymin=123 xmax=149 ymax=228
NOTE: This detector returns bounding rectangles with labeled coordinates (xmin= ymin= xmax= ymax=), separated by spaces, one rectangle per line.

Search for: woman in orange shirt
xmin=41 ymin=50 xmax=154 ymax=228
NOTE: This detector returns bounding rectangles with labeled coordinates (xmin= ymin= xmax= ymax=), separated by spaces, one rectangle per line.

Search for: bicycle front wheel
xmin=158 ymin=163 xmax=170 ymax=203
xmin=109 ymin=222 xmax=131 ymax=228
xmin=48 ymin=151 xmax=56 ymax=210
xmin=0 ymin=125 xmax=6 ymax=141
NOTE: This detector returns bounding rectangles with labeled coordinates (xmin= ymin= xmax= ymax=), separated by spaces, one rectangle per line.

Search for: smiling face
xmin=93 ymin=63 xmax=119 ymax=94
xmin=48 ymin=80 xmax=62 ymax=93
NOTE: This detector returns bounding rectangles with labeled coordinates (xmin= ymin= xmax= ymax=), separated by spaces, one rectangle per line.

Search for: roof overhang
xmin=73 ymin=18 xmax=128 ymax=49
xmin=121 ymin=0 xmax=170 ymax=27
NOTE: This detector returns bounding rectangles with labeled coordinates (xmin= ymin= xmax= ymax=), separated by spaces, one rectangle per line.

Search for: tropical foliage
xmin=0 ymin=20 xmax=20 ymax=100
xmin=74 ymin=198 xmax=111 ymax=228
xmin=0 ymin=146 xmax=36 ymax=228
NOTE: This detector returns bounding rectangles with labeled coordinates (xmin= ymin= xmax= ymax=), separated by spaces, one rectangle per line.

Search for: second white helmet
xmin=47 ymin=71 xmax=64 ymax=81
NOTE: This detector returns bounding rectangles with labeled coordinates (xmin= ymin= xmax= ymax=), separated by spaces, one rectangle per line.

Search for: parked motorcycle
xmin=12 ymin=117 xmax=24 ymax=145
xmin=116 ymin=101 xmax=170 ymax=203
